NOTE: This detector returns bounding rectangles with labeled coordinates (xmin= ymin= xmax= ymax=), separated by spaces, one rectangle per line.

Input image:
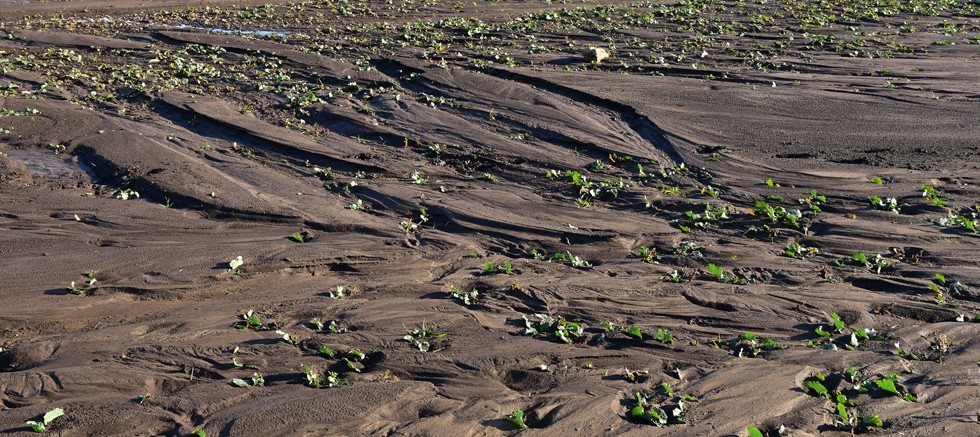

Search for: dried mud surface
xmin=0 ymin=0 xmax=979 ymax=435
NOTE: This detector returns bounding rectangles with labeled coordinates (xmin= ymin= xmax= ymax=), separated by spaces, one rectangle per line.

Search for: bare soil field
xmin=0 ymin=0 xmax=979 ymax=435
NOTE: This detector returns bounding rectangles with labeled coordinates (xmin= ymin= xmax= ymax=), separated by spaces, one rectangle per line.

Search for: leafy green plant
xmin=675 ymin=203 xmax=731 ymax=232
xmin=630 ymin=392 xmax=667 ymax=426
xmin=807 ymin=379 xmax=830 ymax=398
xmin=869 ymin=177 xmax=884 ymax=185
xmin=753 ymin=200 xmax=802 ymax=229
xmin=656 ymin=329 xmax=674 ymax=345
xmin=234 ymin=309 xmax=262 ymax=330
xmin=707 ymin=263 xmax=724 ymax=282
xmin=231 ymin=372 xmax=265 ymax=387
xmin=26 ymin=408 xmax=64 ymax=433
xmin=403 ymin=322 xmax=446 ymax=352
xmin=875 ymin=375 xmax=916 ymax=402
xmin=799 ymin=189 xmax=827 ymax=212
xmin=522 ymin=314 xmax=584 ymax=344
xmin=629 ymin=390 xmax=692 ymax=427
xmin=747 ymin=425 xmax=764 ymax=437
xmin=290 ymin=230 xmax=314 ymax=242
xmin=229 ymin=256 xmax=244 ymax=271
xmin=504 ymin=409 xmax=529 ymax=429
xmin=869 ymin=196 xmax=899 ymax=212
xmin=784 ymin=242 xmax=819 ymax=259
xmin=326 ymin=285 xmax=345 ymax=299
xmin=450 ymin=286 xmax=479 ymax=306
xmin=115 ymin=188 xmax=140 ymax=200
xmin=852 ymin=252 xmax=888 ymax=273
xmin=920 ymin=185 xmax=947 ymax=207
xmin=275 ymin=329 xmax=299 ymax=346
xmin=634 ymin=246 xmax=659 ymax=263
xmin=626 ymin=326 xmax=643 ymax=340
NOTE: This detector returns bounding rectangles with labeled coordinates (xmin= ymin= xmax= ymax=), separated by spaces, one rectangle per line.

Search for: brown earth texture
xmin=0 ymin=0 xmax=979 ymax=435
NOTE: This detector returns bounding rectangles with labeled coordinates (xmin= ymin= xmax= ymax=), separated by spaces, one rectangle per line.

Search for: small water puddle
xmin=2 ymin=148 xmax=93 ymax=179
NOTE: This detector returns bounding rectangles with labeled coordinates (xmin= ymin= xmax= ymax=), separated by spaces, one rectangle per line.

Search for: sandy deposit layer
xmin=0 ymin=0 xmax=979 ymax=435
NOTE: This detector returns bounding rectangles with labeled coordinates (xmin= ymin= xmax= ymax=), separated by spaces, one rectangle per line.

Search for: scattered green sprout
xmin=784 ymin=242 xmax=819 ymax=259
xmin=229 ymin=256 xmax=244 ymax=271
xmin=449 ymin=286 xmax=479 ymax=306
xmin=234 ymin=310 xmax=262 ymax=330
xmin=115 ymin=188 xmax=140 ymax=200
xmin=522 ymin=314 xmax=584 ymax=344
xmin=634 ymin=246 xmax=659 ymax=263
xmin=403 ymin=322 xmax=446 ymax=352
xmin=231 ymin=372 xmax=265 ymax=387
xmin=920 ymin=185 xmax=947 ymax=207
xmin=504 ymin=409 xmax=529 ymax=429
xmin=869 ymin=196 xmax=899 ymax=212
xmin=290 ymin=230 xmax=314 ymax=242
xmin=26 ymin=408 xmax=64 ymax=433
xmin=326 ymin=285 xmax=345 ymax=299
xmin=656 ymin=329 xmax=674 ymax=345
xmin=275 ymin=329 xmax=299 ymax=346
xmin=747 ymin=425 xmax=764 ymax=437
xmin=629 ymin=390 xmax=692 ymax=427
xmin=869 ymin=177 xmax=884 ymax=185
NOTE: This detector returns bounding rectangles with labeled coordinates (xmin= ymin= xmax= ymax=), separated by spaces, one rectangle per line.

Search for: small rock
xmin=582 ymin=47 xmax=609 ymax=64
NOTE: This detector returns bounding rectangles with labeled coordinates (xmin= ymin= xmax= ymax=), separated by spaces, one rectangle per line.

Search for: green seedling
xmin=661 ymin=383 xmax=673 ymax=396
xmin=807 ymin=380 xmax=830 ymax=398
xmin=300 ymin=364 xmax=320 ymax=388
xmin=814 ymin=326 xmax=831 ymax=338
xmin=936 ymin=213 xmax=979 ymax=233
xmin=830 ymin=313 xmax=846 ymax=333
xmin=500 ymin=260 xmax=513 ymax=275
xmin=192 ymin=430 xmax=206 ymax=437
xmin=733 ymin=332 xmax=783 ymax=357
xmin=630 ymin=392 xmax=667 ymax=426
xmin=483 ymin=261 xmax=493 ymax=273
xmin=26 ymin=407 xmax=64 ymax=433
xmin=403 ymin=322 xmax=446 ymax=352
xmin=920 ymin=185 xmax=947 ymax=207
xmin=747 ymin=425 xmax=765 ymax=437
xmin=799 ymin=189 xmax=827 ymax=212
xmin=635 ymin=246 xmax=659 ymax=263
xmin=894 ymin=342 xmax=919 ymax=360
xmin=115 ymin=188 xmax=140 ymax=200
xmin=326 ymin=286 xmax=345 ymax=299
xmin=522 ymin=314 xmax=584 ymax=344
xmin=784 ymin=242 xmax=819 ymax=259
xmin=675 ymin=203 xmax=731 ymax=232
xmin=626 ymin=326 xmax=643 ymax=340
xmin=450 ymin=286 xmax=479 ymax=306
xmin=346 ymin=199 xmax=364 ymax=210
xmin=234 ymin=310 xmax=262 ymax=330
xmin=656 ymin=329 xmax=674 ymax=345
xmin=753 ymin=200 xmax=802 ymax=229
xmin=290 ymin=230 xmax=314 ymax=242
xmin=275 ymin=329 xmax=299 ymax=346
xmin=231 ymin=372 xmax=264 ymax=388
xmin=504 ymin=409 xmax=529 ymax=429
xmin=707 ymin=263 xmax=724 ymax=282
xmin=410 ymin=170 xmax=427 ymax=185
xmin=875 ymin=375 xmax=916 ymax=402
xmin=869 ymin=196 xmax=899 ymax=212
xmin=566 ymin=251 xmax=592 ymax=268
xmin=229 ymin=256 xmax=244 ymax=271
xmin=869 ymin=177 xmax=884 ymax=185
